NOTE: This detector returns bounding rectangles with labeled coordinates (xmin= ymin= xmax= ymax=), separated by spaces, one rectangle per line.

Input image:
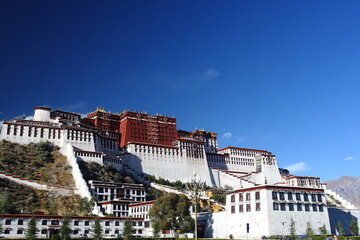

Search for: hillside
xmin=0 ymin=140 xmax=163 ymax=215
xmin=325 ymin=176 xmax=360 ymax=208
xmin=0 ymin=178 xmax=94 ymax=215
xmin=0 ymin=140 xmax=74 ymax=186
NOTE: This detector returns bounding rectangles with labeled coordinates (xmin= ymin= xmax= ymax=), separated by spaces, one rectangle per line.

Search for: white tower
xmin=33 ymin=107 xmax=51 ymax=122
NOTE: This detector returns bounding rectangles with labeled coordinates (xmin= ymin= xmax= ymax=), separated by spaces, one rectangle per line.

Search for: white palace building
xmin=0 ymin=106 xmax=359 ymax=239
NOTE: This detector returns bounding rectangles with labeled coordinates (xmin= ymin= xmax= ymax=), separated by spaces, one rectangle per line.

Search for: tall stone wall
xmin=124 ymin=143 xmax=213 ymax=185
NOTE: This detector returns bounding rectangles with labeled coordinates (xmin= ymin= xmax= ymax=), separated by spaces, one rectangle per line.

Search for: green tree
xmin=60 ymin=216 xmax=72 ymax=240
xmin=123 ymin=218 xmax=134 ymax=240
xmin=152 ymin=221 xmax=162 ymax=239
xmin=320 ymin=224 xmax=327 ymax=235
xmin=149 ymin=193 xmax=194 ymax=234
xmin=305 ymin=222 xmax=314 ymax=237
xmin=337 ymin=221 xmax=345 ymax=236
xmin=289 ymin=217 xmax=296 ymax=240
xmin=91 ymin=217 xmax=102 ymax=240
xmin=0 ymin=192 xmax=15 ymax=214
xmin=0 ymin=221 xmax=3 ymax=235
xmin=26 ymin=217 xmax=39 ymax=240
xmin=349 ymin=218 xmax=359 ymax=236
xmin=211 ymin=194 xmax=226 ymax=204
xmin=78 ymin=197 xmax=95 ymax=215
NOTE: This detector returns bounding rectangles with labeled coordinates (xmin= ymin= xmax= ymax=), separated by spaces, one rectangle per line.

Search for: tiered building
xmin=1 ymin=106 xmax=358 ymax=239
xmin=119 ymin=111 xmax=177 ymax=147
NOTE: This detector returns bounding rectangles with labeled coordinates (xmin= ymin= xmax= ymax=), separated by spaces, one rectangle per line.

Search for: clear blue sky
xmin=1 ymin=1 xmax=360 ymax=181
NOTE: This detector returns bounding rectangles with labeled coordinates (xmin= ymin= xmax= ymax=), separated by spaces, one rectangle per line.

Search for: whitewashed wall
xmin=124 ymin=143 xmax=213 ymax=185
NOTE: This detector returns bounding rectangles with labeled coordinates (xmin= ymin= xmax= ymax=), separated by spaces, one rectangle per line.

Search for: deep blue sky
xmin=1 ymin=1 xmax=360 ymax=181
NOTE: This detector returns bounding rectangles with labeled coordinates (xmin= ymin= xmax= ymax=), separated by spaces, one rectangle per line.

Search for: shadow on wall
xmin=122 ymin=153 xmax=146 ymax=178
xmin=328 ymin=208 xmax=358 ymax=235
xmin=204 ymin=213 xmax=214 ymax=238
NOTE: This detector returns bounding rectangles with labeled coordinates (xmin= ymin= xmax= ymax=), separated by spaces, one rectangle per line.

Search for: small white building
xmin=128 ymin=200 xmax=156 ymax=237
xmin=207 ymin=185 xmax=330 ymax=239
xmin=89 ymin=180 xmax=146 ymax=203
xmin=0 ymin=212 xmax=144 ymax=239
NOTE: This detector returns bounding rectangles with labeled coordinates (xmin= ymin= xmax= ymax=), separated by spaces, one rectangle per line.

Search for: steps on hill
xmin=324 ymin=188 xmax=357 ymax=209
xmin=123 ymin=164 xmax=151 ymax=186
xmin=0 ymin=172 xmax=75 ymax=195
xmin=61 ymin=143 xmax=104 ymax=216
xmin=210 ymin=167 xmax=257 ymax=189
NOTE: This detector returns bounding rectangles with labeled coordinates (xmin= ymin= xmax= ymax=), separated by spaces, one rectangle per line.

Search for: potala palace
xmin=0 ymin=106 xmax=359 ymax=239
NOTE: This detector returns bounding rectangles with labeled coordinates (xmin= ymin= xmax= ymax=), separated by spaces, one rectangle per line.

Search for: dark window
xmin=256 ymin=202 xmax=261 ymax=211
xmin=273 ymin=203 xmax=279 ymax=210
xmin=51 ymin=220 xmax=60 ymax=225
xmin=317 ymin=194 xmax=323 ymax=202
xmin=17 ymin=229 xmax=23 ymax=234
xmin=280 ymin=203 xmax=286 ymax=211
xmin=305 ymin=204 xmax=310 ymax=211
xmin=115 ymin=230 xmax=119 ymax=234
xmin=297 ymin=203 xmax=302 ymax=211
xmin=132 ymin=222 xmax=136 ymax=226
xmin=239 ymin=205 xmax=244 ymax=212
xmin=145 ymin=221 xmax=150 ymax=228
xmin=231 ymin=206 xmax=235 ymax=213
xmin=231 ymin=195 xmax=235 ymax=202
xmin=18 ymin=219 xmax=23 ymax=225
xmin=4 ymin=229 xmax=10 ymax=234
xmin=105 ymin=221 xmax=110 ymax=226
xmin=41 ymin=229 xmax=47 ymax=234
xmin=272 ymin=192 xmax=278 ymax=200
xmin=289 ymin=203 xmax=294 ymax=211
xmin=319 ymin=205 xmax=324 ymax=212
xmin=85 ymin=230 xmax=90 ymax=234
xmin=74 ymin=220 xmax=79 ymax=226
xmin=138 ymin=222 xmax=142 ymax=226
xmin=138 ymin=230 xmax=143 ymax=234
xmin=279 ymin=192 xmax=285 ymax=200
xmin=73 ymin=230 xmax=79 ymax=235
xmin=115 ymin=221 xmax=119 ymax=226
xmin=5 ymin=219 xmax=11 ymax=225
xmin=313 ymin=204 xmax=318 ymax=211
xmin=255 ymin=192 xmax=260 ymax=200
xmin=296 ymin=193 xmax=301 ymax=201
xmin=239 ymin=193 xmax=243 ymax=201
xmin=85 ymin=221 xmax=89 ymax=226
xmin=304 ymin=193 xmax=309 ymax=202
xmin=105 ymin=229 xmax=110 ymax=234
xmin=311 ymin=194 xmax=316 ymax=202
xmin=288 ymin=192 xmax=293 ymax=201
xmin=42 ymin=220 xmax=47 ymax=225
xmin=246 ymin=193 xmax=251 ymax=201
xmin=246 ymin=204 xmax=251 ymax=212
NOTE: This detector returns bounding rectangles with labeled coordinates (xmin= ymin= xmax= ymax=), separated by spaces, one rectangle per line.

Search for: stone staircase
xmin=324 ymin=188 xmax=357 ymax=209
xmin=211 ymin=167 xmax=257 ymax=188
xmin=123 ymin=164 xmax=225 ymax=210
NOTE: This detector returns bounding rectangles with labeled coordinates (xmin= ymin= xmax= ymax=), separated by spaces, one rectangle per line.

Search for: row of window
xmin=230 ymin=192 xmax=261 ymax=202
xmin=3 ymin=228 xmax=143 ymax=235
xmin=231 ymin=202 xmax=261 ymax=213
xmin=4 ymin=219 xmax=127 ymax=226
xmin=273 ymin=202 xmax=324 ymax=212
xmin=95 ymin=187 xmax=144 ymax=195
xmin=272 ymin=191 xmax=323 ymax=202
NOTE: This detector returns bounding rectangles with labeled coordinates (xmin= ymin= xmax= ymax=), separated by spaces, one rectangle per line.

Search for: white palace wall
xmin=206 ymin=186 xmax=331 ymax=239
xmin=124 ymin=142 xmax=213 ymax=185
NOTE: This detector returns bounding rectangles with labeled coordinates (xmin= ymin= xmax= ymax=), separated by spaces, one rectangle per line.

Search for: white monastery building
xmin=0 ymin=106 xmax=359 ymax=239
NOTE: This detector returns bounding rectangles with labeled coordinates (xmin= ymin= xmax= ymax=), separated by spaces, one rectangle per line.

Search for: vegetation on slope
xmin=78 ymin=161 xmax=135 ymax=183
xmin=78 ymin=161 xmax=165 ymax=200
xmin=0 ymin=178 xmax=94 ymax=215
xmin=0 ymin=140 xmax=74 ymax=187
